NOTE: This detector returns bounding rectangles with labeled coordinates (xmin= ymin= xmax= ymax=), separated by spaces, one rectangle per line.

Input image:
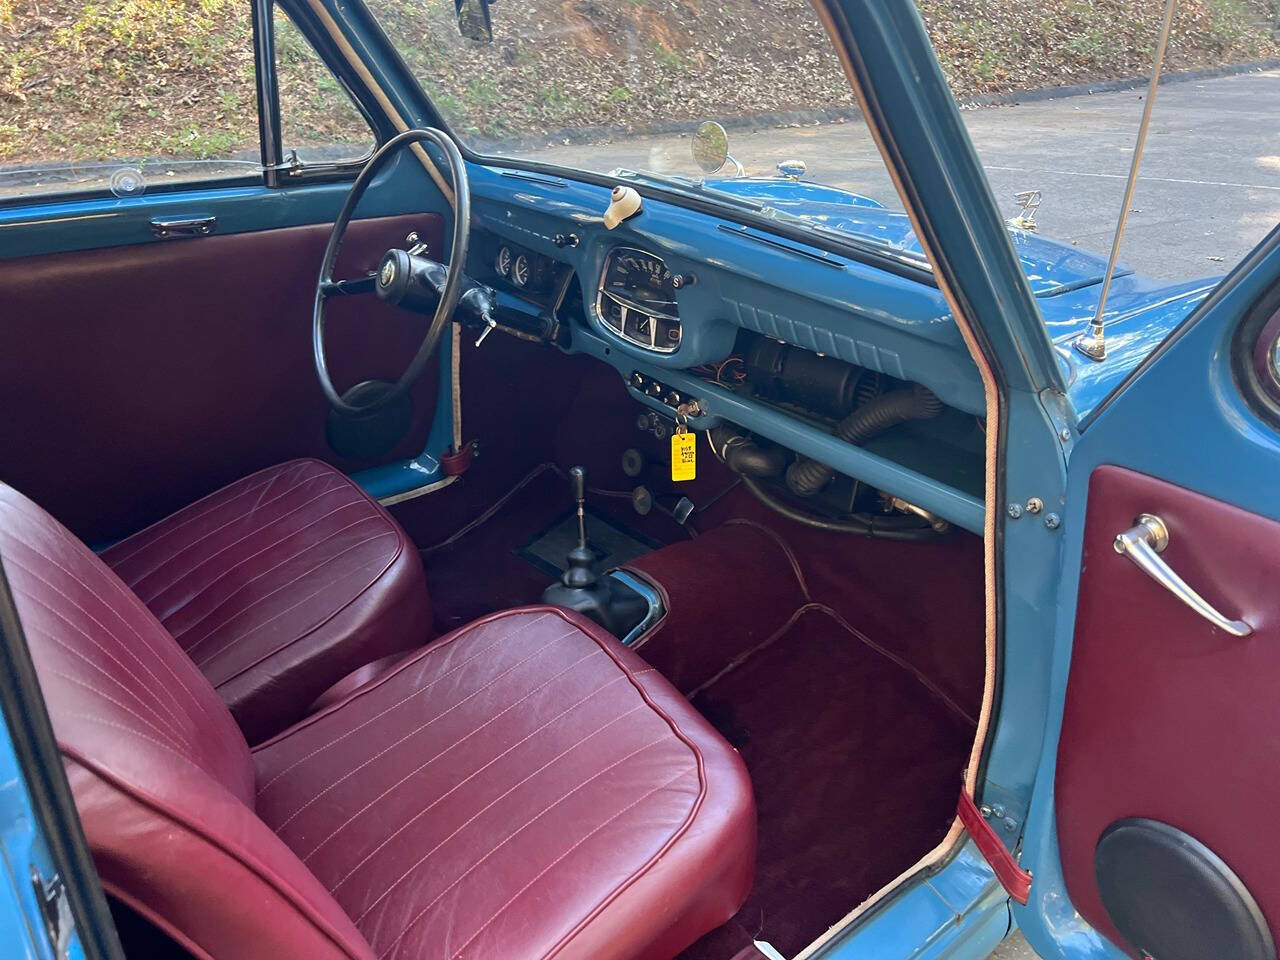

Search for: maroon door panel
xmin=0 ymin=213 xmax=444 ymax=543
xmin=1056 ymin=465 xmax=1280 ymax=954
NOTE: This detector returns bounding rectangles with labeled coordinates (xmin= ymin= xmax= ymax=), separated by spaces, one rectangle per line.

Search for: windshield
xmin=370 ymin=0 xmax=1279 ymax=325
xmin=366 ymin=0 xmax=924 ymax=255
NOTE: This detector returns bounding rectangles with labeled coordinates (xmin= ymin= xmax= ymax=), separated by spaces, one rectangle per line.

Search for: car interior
xmin=0 ymin=12 xmax=993 ymax=960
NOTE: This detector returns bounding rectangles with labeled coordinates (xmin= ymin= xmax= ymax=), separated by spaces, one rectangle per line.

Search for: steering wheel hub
xmin=378 ymin=256 xmax=397 ymax=288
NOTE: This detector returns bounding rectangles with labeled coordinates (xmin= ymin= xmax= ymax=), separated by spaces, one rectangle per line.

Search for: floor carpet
xmin=681 ymin=604 xmax=976 ymax=957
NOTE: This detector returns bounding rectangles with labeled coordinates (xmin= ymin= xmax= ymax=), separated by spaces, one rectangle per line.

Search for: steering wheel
xmin=312 ymin=128 xmax=473 ymax=416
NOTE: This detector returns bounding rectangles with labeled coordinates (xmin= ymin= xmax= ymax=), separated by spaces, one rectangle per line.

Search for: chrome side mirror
xmin=692 ymin=121 xmax=744 ymax=177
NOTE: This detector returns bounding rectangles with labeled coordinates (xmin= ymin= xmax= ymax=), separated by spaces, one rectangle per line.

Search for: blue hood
xmin=708 ymin=176 xmax=1126 ymax=296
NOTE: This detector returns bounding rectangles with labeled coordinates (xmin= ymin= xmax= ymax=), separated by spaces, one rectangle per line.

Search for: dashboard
xmin=464 ymin=165 xmax=988 ymax=535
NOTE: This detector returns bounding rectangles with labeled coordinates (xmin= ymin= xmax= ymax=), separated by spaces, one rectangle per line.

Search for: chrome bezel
xmin=511 ymin=252 xmax=531 ymax=287
xmin=595 ymin=246 xmax=681 ymax=354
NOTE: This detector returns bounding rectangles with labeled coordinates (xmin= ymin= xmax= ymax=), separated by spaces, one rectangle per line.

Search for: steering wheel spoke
xmin=320 ymin=273 xmax=378 ymax=298
xmin=312 ymin=127 xmax=471 ymax=417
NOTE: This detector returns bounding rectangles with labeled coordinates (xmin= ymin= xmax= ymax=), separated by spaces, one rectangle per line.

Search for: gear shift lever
xmin=540 ymin=465 xmax=657 ymax=640
xmin=543 ymin=465 xmax=644 ymax=635
xmin=561 ymin=467 xmax=597 ymax=589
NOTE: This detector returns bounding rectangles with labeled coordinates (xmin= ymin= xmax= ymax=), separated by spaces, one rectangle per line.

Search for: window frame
xmin=1229 ymin=254 xmax=1280 ymax=431
xmin=264 ymin=0 xmax=387 ymax=188
xmin=0 ymin=0 xmax=384 ymax=210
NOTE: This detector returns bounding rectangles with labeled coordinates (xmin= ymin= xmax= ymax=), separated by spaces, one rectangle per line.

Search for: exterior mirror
xmin=691 ymin=122 xmax=730 ymax=174
xmin=454 ymin=0 xmax=493 ymax=42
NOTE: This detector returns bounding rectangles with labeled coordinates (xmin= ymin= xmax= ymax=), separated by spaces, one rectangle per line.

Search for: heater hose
xmin=786 ymin=383 xmax=943 ymax=496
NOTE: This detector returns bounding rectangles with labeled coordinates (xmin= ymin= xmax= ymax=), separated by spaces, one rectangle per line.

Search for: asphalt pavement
xmin=527 ymin=68 xmax=1280 ymax=285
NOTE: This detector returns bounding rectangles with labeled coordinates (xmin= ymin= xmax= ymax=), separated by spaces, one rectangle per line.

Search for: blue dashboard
xmin=464 ymin=162 xmax=988 ymax=534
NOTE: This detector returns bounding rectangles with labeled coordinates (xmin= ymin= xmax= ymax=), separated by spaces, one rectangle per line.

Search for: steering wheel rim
xmin=313 ymin=127 xmax=470 ymax=416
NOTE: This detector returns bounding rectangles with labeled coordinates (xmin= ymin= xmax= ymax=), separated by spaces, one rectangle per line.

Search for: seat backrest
xmin=0 ymin=484 xmax=373 ymax=960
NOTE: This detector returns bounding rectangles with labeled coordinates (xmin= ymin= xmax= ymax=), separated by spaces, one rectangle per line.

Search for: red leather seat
xmin=98 ymin=459 xmax=430 ymax=741
xmin=0 ymin=483 xmax=756 ymax=959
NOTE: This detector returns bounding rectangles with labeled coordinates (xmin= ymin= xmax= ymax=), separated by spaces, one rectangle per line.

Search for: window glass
xmin=919 ymin=2 xmax=1280 ymax=286
xmin=275 ymin=6 xmax=375 ymax=164
xmin=365 ymin=0 xmax=916 ymax=261
xmin=0 ymin=0 xmax=261 ymax=199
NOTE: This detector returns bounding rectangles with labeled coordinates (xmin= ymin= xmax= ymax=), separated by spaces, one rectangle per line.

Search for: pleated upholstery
xmin=102 ymin=459 xmax=430 ymax=740
xmin=0 ymin=482 xmax=374 ymax=960
xmin=253 ymin=607 xmax=757 ymax=960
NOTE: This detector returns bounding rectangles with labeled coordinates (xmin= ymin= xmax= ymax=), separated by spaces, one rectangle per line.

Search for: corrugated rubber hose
xmin=785 ymin=383 xmax=943 ymax=496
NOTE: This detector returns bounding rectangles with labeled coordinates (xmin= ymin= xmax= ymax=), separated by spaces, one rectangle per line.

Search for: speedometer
xmin=603 ymin=250 xmax=676 ymax=316
xmin=596 ymin=247 xmax=682 ymax=353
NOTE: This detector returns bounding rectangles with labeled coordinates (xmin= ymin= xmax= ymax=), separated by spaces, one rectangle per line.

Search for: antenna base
xmin=1073 ymin=325 xmax=1108 ymax=362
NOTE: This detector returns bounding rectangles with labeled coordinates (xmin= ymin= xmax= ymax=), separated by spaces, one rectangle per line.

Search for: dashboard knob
xmin=603 ymin=186 xmax=643 ymax=230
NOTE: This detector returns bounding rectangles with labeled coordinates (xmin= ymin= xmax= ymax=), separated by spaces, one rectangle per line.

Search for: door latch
xmin=149 ymin=215 xmax=217 ymax=239
xmin=30 ymin=866 xmax=72 ymax=957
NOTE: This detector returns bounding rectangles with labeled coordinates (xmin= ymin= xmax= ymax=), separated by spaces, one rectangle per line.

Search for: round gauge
xmin=511 ymin=253 xmax=531 ymax=288
xmin=495 ymin=246 xmax=513 ymax=277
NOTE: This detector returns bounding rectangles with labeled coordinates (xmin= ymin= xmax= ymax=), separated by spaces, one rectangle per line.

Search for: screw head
xmin=1026 ymin=497 xmax=1044 ymax=514
xmin=1007 ymin=503 xmax=1023 ymax=519
xmin=1044 ymin=513 xmax=1062 ymax=530
xmin=1059 ymin=427 xmax=1071 ymax=441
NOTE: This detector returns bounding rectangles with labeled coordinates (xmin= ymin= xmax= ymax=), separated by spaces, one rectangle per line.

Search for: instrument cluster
xmin=493 ymin=242 xmax=557 ymax=294
xmin=595 ymin=247 xmax=684 ymax=354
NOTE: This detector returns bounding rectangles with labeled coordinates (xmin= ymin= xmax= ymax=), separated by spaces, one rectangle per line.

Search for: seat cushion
xmin=0 ymin=481 xmax=374 ymax=960
xmin=253 ymin=606 xmax=756 ymax=960
xmin=101 ymin=459 xmax=431 ymax=742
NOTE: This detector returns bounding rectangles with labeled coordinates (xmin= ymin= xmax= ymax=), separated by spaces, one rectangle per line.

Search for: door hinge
xmin=958 ymin=788 xmax=1032 ymax=905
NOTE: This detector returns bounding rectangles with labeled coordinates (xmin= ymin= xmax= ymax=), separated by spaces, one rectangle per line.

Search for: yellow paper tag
xmin=671 ymin=431 xmax=696 ymax=482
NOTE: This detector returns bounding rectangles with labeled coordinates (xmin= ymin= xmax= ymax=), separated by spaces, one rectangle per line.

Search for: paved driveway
xmin=528 ymin=68 xmax=1280 ymax=284
xmin=991 ymin=929 xmax=1039 ymax=959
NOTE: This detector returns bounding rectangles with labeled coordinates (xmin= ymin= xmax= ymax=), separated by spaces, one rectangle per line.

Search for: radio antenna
xmin=1074 ymin=0 xmax=1178 ymax=361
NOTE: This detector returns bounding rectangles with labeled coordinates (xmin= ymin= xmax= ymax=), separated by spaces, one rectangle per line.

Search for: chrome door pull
xmin=150 ymin=215 xmax=216 ymax=239
xmin=1113 ymin=514 xmax=1253 ymax=637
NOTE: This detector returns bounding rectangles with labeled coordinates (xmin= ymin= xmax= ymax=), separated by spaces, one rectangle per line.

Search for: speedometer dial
xmin=603 ymin=250 xmax=676 ymax=317
xmin=596 ymin=247 xmax=682 ymax=353
xmin=495 ymin=246 xmax=513 ymax=277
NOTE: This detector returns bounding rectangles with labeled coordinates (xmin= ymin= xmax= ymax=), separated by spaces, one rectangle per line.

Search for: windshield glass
xmin=367 ymin=0 xmax=925 ymax=256
xmin=371 ymin=0 xmax=1278 ymax=316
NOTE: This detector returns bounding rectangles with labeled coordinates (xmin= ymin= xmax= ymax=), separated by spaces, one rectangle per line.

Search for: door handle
xmin=1113 ymin=514 xmax=1253 ymax=637
xmin=150 ymin=215 xmax=216 ymax=239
